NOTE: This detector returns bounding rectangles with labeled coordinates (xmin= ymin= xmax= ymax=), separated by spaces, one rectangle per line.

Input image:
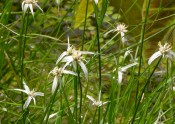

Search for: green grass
xmin=0 ymin=0 xmax=175 ymax=123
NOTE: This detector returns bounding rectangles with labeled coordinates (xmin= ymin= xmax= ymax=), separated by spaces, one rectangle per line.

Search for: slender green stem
xmin=167 ymin=60 xmax=174 ymax=123
xmin=42 ymin=78 xmax=62 ymax=124
xmin=102 ymin=103 xmax=109 ymax=124
xmin=108 ymin=77 xmax=117 ymax=124
xmin=94 ymin=1 xmax=107 ymax=122
xmin=62 ymin=83 xmax=73 ymax=123
xmin=81 ymin=0 xmax=89 ymax=50
xmin=92 ymin=108 xmax=98 ymax=124
xmin=78 ymin=66 xmax=82 ymax=124
xmin=93 ymin=3 xmax=102 ymax=123
xmin=56 ymin=81 xmax=63 ymax=124
xmin=19 ymin=15 xmax=25 ymax=117
xmin=134 ymin=0 xmax=150 ymax=116
xmin=131 ymin=56 xmax=162 ymax=124
xmin=115 ymin=84 xmax=121 ymax=117
xmin=19 ymin=11 xmax=29 ymax=123
xmin=74 ymin=64 xmax=78 ymax=124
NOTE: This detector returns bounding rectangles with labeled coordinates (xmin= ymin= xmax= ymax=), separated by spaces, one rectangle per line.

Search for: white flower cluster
xmin=15 ymin=0 xmax=175 ymax=112
xmin=22 ymin=0 xmax=43 ymax=17
xmin=105 ymin=23 xmax=128 ymax=44
xmin=49 ymin=37 xmax=94 ymax=94
xmin=148 ymin=42 xmax=175 ymax=64
xmin=14 ymin=81 xmax=44 ymax=109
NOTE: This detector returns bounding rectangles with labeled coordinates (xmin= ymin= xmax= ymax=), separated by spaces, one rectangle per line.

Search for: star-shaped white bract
xmin=56 ymin=37 xmax=94 ymax=80
xmin=124 ymin=49 xmax=134 ymax=62
xmin=118 ymin=63 xmax=137 ymax=84
xmin=86 ymin=91 xmax=108 ymax=107
xmin=104 ymin=23 xmax=128 ymax=44
xmin=116 ymin=23 xmax=128 ymax=44
xmin=105 ymin=23 xmax=127 ymax=35
xmin=148 ymin=42 xmax=175 ymax=65
xmin=115 ymin=23 xmax=128 ymax=35
xmin=14 ymin=81 xmax=44 ymax=109
xmin=22 ymin=0 xmax=43 ymax=17
xmin=49 ymin=67 xmax=77 ymax=94
xmin=61 ymin=49 xmax=94 ymax=80
xmin=56 ymin=37 xmax=75 ymax=64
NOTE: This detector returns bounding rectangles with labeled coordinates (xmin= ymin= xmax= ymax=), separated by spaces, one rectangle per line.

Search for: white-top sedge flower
xmin=124 ymin=49 xmax=134 ymax=62
xmin=118 ymin=63 xmax=137 ymax=84
xmin=14 ymin=81 xmax=44 ymax=109
xmin=148 ymin=42 xmax=175 ymax=65
xmin=105 ymin=23 xmax=127 ymax=35
xmin=116 ymin=23 xmax=128 ymax=44
xmin=56 ymin=37 xmax=75 ymax=64
xmin=116 ymin=23 xmax=128 ymax=34
xmin=86 ymin=91 xmax=107 ymax=107
xmin=61 ymin=49 xmax=94 ymax=80
xmin=22 ymin=0 xmax=43 ymax=17
xmin=49 ymin=67 xmax=77 ymax=94
xmin=104 ymin=23 xmax=128 ymax=44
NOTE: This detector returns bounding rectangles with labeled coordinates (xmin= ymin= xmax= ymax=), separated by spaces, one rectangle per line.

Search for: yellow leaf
xmin=74 ymin=0 xmax=94 ymax=29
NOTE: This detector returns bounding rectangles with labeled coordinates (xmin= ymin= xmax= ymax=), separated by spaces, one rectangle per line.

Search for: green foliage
xmin=0 ymin=0 xmax=175 ymax=123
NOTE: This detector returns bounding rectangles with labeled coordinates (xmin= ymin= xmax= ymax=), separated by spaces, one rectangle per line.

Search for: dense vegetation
xmin=0 ymin=0 xmax=175 ymax=123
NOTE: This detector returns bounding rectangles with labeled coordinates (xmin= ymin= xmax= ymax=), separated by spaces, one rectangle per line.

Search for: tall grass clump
xmin=0 ymin=0 xmax=175 ymax=123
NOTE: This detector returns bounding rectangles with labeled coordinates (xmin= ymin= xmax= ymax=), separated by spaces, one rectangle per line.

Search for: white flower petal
xmin=67 ymin=36 xmax=70 ymax=48
xmin=87 ymin=95 xmax=96 ymax=103
xmin=169 ymin=50 xmax=175 ymax=57
xmin=14 ymin=89 xmax=28 ymax=94
xmin=98 ymin=90 xmax=101 ymax=101
xmin=34 ymin=92 xmax=44 ymax=96
xmin=62 ymin=56 xmax=73 ymax=63
xmin=34 ymin=3 xmax=43 ymax=13
xmin=148 ymin=51 xmax=162 ymax=65
xmin=23 ymin=97 xmax=32 ymax=108
xmin=120 ymin=32 xmax=125 ymax=37
xmin=173 ymin=86 xmax=175 ymax=91
xmin=121 ymin=35 xmax=128 ymax=44
xmin=62 ymin=60 xmax=72 ymax=70
xmin=33 ymin=97 xmax=36 ymax=105
xmin=79 ymin=61 xmax=88 ymax=79
xmin=120 ymin=62 xmax=138 ymax=72
xmin=80 ymin=51 xmax=94 ymax=55
xmin=56 ymin=51 xmax=68 ymax=64
xmin=62 ymin=70 xmax=77 ymax=76
xmin=118 ymin=71 xmax=123 ymax=84
xmin=165 ymin=53 xmax=172 ymax=60
xmin=104 ymin=29 xmax=115 ymax=37
xmin=49 ymin=112 xmax=58 ymax=119
xmin=102 ymin=101 xmax=108 ymax=105
xmin=52 ymin=76 xmax=58 ymax=94
xmin=94 ymin=0 xmax=98 ymax=4
xmin=28 ymin=4 xmax=34 ymax=16
xmin=23 ymin=81 xmax=30 ymax=93
xmin=22 ymin=2 xmax=25 ymax=11
xmin=23 ymin=4 xmax=28 ymax=13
